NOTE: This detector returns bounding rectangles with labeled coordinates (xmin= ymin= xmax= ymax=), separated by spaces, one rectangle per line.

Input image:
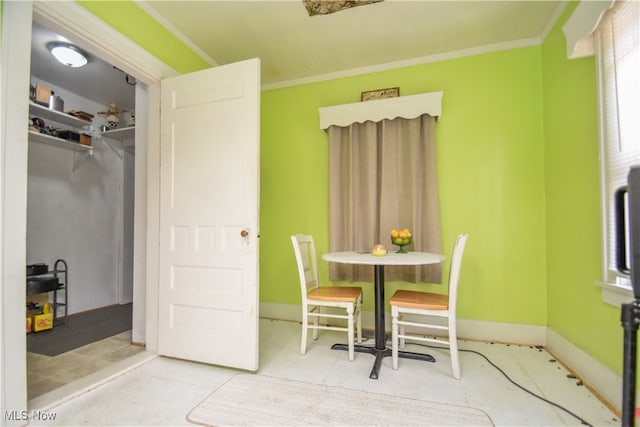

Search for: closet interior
xmin=26 ymin=20 xmax=143 ymax=400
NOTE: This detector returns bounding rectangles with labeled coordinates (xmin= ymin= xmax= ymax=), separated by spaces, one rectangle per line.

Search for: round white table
xmin=322 ymin=251 xmax=445 ymax=379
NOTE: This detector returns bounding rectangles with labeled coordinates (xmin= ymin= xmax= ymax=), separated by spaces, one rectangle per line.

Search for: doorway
xmin=25 ymin=19 xmax=141 ymax=400
xmin=1 ymin=1 xmax=174 ymax=415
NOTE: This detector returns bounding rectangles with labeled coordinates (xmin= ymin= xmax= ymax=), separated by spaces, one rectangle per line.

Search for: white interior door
xmin=158 ymin=58 xmax=260 ymax=370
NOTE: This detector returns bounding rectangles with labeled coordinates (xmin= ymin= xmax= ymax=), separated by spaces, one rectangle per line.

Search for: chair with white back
xmin=291 ymin=234 xmax=363 ymax=361
xmin=390 ymin=233 xmax=468 ymax=379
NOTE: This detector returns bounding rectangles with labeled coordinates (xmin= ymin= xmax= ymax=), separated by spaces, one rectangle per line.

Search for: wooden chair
xmin=390 ymin=234 xmax=468 ymax=379
xmin=291 ymin=234 xmax=363 ymax=361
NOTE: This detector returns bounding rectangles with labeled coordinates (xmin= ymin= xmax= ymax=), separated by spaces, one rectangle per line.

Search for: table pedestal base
xmin=331 ymin=343 xmax=435 ymax=379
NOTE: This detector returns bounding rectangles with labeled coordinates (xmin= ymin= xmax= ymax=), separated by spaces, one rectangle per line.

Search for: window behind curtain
xmin=327 ymin=114 xmax=442 ymax=284
xmin=597 ymin=0 xmax=640 ymax=287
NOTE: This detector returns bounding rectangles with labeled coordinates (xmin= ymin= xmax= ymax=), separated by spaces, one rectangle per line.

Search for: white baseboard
xmin=260 ymin=302 xmax=546 ymax=343
xmin=457 ymin=318 xmax=547 ymax=345
xmin=260 ymin=302 xmax=379 ymax=333
xmin=545 ymin=328 xmax=623 ymax=413
xmin=260 ymin=301 xmax=623 ymax=413
xmin=260 ymin=302 xmax=301 ymax=323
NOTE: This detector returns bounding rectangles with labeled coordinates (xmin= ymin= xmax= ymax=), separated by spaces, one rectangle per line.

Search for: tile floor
xmin=27 ymin=331 xmax=145 ymax=400
xmin=28 ymin=318 xmax=619 ymax=426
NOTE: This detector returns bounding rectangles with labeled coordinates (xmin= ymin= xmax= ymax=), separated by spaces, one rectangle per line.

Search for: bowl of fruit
xmin=390 ymin=228 xmax=412 ymax=253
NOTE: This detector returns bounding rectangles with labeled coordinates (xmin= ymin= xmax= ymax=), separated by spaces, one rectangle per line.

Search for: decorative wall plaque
xmin=361 ymin=87 xmax=400 ymax=102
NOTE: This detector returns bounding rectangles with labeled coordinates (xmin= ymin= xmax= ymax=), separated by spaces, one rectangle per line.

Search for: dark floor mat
xmin=27 ymin=303 xmax=132 ymax=356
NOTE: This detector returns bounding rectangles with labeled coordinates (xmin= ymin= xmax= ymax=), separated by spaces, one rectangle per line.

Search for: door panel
xmin=158 ymin=58 xmax=260 ymax=370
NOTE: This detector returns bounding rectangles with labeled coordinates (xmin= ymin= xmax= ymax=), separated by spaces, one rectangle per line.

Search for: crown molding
xmin=134 ymin=0 xmax=219 ymax=67
xmin=263 ymin=37 xmax=541 ymax=91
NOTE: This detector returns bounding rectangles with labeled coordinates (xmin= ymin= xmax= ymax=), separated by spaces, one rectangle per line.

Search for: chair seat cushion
xmin=390 ymin=289 xmax=448 ymax=310
xmin=308 ymin=286 xmax=361 ymax=303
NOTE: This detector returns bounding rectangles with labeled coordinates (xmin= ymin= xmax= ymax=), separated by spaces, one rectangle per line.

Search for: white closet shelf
xmin=28 ymin=131 xmax=93 ymax=153
xmin=101 ymin=126 xmax=135 ymax=141
xmin=29 ymin=102 xmax=92 ymax=128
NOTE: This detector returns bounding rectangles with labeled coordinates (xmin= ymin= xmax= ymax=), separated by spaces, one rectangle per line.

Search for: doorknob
xmin=240 ymin=229 xmax=249 ymax=238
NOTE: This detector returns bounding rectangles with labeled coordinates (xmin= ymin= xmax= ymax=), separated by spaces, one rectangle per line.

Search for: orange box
xmin=31 ymin=312 xmax=53 ymax=332
xmin=79 ymin=134 xmax=91 ymax=146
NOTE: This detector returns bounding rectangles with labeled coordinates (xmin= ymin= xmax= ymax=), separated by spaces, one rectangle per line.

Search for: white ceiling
xmin=30 ymin=0 xmax=565 ymax=108
xmin=139 ymin=0 xmax=565 ymax=86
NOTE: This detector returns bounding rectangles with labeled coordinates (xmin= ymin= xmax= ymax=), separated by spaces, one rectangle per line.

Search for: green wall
xmin=77 ymin=1 xmax=209 ymax=73
xmin=261 ymin=48 xmax=547 ymax=323
xmin=79 ymin=1 xmax=624 ymax=375
xmin=542 ymin=2 xmax=622 ymax=373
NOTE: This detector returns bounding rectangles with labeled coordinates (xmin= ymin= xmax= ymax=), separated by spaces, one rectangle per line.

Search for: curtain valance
xmin=319 ymin=91 xmax=443 ymax=130
xmin=562 ymin=0 xmax=613 ymax=59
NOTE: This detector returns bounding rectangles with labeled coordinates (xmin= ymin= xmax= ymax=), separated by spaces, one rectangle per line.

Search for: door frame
xmin=31 ymin=0 xmax=177 ymax=349
xmin=1 ymin=1 xmax=179 ymax=416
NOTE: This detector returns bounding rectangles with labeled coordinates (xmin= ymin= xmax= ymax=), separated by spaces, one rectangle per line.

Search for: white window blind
xmin=597 ymin=0 xmax=640 ymax=285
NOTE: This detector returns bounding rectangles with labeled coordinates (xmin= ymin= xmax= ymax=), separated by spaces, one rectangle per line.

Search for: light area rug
xmin=187 ymin=374 xmax=494 ymax=426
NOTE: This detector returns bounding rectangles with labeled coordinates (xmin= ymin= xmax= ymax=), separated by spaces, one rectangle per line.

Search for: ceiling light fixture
xmin=303 ymin=0 xmax=382 ymax=16
xmin=47 ymin=42 xmax=90 ymax=68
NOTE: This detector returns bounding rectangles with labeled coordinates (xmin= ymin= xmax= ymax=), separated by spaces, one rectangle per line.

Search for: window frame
xmin=594 ymin=0 xmax=640 ymax=306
